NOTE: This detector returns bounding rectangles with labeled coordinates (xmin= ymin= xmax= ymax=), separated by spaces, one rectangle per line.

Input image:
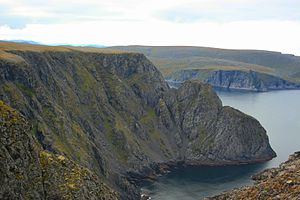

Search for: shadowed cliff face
xmin=0 ymin=42 xmax=276 ymax=199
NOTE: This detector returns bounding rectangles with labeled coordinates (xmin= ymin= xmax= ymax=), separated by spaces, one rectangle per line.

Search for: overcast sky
xmin=0 ymin=0 xmax=300 ymax=55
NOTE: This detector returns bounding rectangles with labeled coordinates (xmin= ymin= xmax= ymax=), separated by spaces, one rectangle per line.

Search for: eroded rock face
xmin=206 ymin=151 xmax=300 ymax=200
xmin=0 ymin=101 xmax=118 ymax=200
xmin=0 ymin=43 xmax=276 ymax=199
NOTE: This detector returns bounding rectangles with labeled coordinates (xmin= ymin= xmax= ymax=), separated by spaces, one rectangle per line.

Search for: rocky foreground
xmin=206 ymin=151 xmax=300 ymax=200
xmin=0 ymin=101 xmax=118 ymax=199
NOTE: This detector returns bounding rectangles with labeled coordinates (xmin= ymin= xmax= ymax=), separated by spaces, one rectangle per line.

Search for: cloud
xmin=155 ymin=0 xmax=300 ymax=23
xmin=0 ymin=0 xmax=134 ymax=28
xmin=1 ymin=20 xmax=300 ymax=55
xmin=1 ymin=0 xmax=300 ymax=28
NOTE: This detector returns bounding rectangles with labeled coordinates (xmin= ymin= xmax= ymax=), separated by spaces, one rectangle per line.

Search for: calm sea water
xmin=142 ymin=89 xmax=300 ymax=200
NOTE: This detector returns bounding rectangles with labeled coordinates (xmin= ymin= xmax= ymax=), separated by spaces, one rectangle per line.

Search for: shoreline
xmin=126 ymin=156 xmax=276 ymax=199
xmin=205 ymin=151 xmax=300 ymax=199
xmin=139 ymin=157 xmax=275 ymax=200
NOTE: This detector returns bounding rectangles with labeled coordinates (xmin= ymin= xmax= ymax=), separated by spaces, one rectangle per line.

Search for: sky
xmin=0 ymin=0 xmax=300 ymax=55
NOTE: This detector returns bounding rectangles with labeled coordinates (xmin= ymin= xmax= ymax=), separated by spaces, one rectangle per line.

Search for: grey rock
xmin=171 ymin=81 xmax=276 ymax=163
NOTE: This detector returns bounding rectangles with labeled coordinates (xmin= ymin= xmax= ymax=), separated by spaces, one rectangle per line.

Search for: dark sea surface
xmin=142 ymin=89 xmax=300 ymax=200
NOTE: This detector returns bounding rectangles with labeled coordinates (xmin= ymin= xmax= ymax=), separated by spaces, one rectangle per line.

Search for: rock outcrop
xmin=166 ymin=81 xmax=275 ymax=163
xmin=0 ymin=101 xmax=118 ymax=200
xmin=166 ymin=69 xmax=300 ymax=91
xmin=0 ymin=41 xmax=276 ymax=199
xmin=206 ymin=151 xmax=300 ymax=200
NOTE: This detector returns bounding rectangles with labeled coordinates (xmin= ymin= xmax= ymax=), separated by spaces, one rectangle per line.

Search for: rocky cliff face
xmin=207 ymin=151 xmax=300 ymax=200
xmin=0 ymin=42 xmax=276 ymax=199
xmin=166 ymin=81 xmax=275 ymax=163
xmin=167 ymin=69 xmax=300 ymax=91
xmin=0 ymin=101 xmax=118 ymax=200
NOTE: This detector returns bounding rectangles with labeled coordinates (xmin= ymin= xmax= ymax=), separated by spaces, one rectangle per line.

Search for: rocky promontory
xmin=0 ymin=41 xmax=276 ymax=199
xmin=206 ymin=151 xmax=300 ymax=200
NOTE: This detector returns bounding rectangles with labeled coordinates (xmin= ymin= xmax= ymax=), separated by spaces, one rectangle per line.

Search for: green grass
xmin=152 ymin=57 xmax=275 ymax=76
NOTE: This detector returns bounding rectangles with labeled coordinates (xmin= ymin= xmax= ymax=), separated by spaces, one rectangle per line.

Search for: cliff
xmin=0 ymin=41 xmax=276 ymax=199
xmin=206 ymin=151 xmax=300 ymax=200
xmin=166 ymin=69 xmax=300 ymax=91
xmin=0 ymin=101 xmax=118 ymax=200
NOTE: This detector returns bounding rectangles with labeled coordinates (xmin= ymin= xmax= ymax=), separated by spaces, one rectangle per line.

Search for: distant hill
xmin=110 ymin=46 xmax=300 ymax=83
xmin=3 ymin=40 xmax=106 ymax=48
xmin=5 ymin=39 xmax=41 ymax=45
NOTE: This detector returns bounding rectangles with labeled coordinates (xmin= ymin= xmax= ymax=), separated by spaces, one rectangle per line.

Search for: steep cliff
xmin=0 ymin=101 xmax=118 ymax=200
xmin=167 ymin=69 xmax=300 ymax=91
xmin=0 ymin=41 xmax=276 ymax=199
xmin=207 ymin=151 xmax=300 ymax=200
